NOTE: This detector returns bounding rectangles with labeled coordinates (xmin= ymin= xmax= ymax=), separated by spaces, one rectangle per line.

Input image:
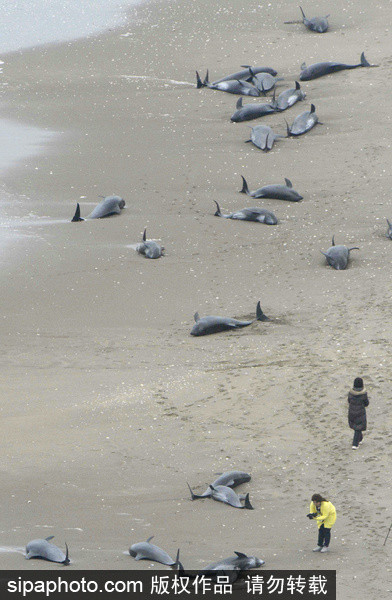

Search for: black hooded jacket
xmin=348 ymin=388 xmax=369 ymax=431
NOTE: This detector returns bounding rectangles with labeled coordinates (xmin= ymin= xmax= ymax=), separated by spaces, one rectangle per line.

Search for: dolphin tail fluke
xmin=240 ymin=176 xmax=250 ymax=195
xmin=173 ymin=549 xmax=185 ymax=572
xmin=244 ymin=493 xmax=254 ymax=510
xmin=213 ymin=200 xmax=222 ymax=216
xmin=71 ymin=203 xmax=84 ymax=222
xmin=62 ymin=543 xmax=70 ymax=566
xmin=256 ymin=301 xmax=269 ymax=322
xmin=187 ymin=482 xmax=205 ymax=500
xmin=360 ymin=52 xmax=370 ymax=67
xmin=196 ymin=71 xmax=205 ymax=88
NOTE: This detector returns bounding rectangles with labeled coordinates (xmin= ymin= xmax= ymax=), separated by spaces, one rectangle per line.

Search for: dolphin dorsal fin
xmin=310 ymin=104 xmax=316 ymax=113
xmin=194 ymin=312 xmax=200 ymax=322
xmin=213 ymin=200 xmax=222 ymax=215
xmin=295 ymin=81 xmax=300 ymax=90
xmin=146 ymin=536 xmax=154 ymax=543
xmin=45 ymin=536 xmax=55 ymax=541
xmin=143 ymin=228 xmax=147 ymax=242
xmin=236 ymin=97 xmax=243 ymax=109
xmin=234 ymin=551 xmax=247 ymax=558
xmin=332 ymin=235 xmax=335 ymax=246
xmin=284 ymin=178 xmax=293 ymax=188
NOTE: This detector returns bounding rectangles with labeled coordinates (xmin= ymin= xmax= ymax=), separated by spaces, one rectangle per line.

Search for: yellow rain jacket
xmin=309 ymin=501 xmax=337 ymax=529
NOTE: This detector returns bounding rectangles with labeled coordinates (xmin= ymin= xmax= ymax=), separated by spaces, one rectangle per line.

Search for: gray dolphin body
xmin=203 ymin=552 xmax=265 ymax=573
xmin=209 ymin=485 xmax=253 ymax=509
xmin=321 ymin=236 xmax=359 ymax=270
xmin=299 ymin=6 xmax=329 ymax=33
xmin=196 ymin=71 xmax=259 ymax=96
xmin=191 ymin=302 xmax=269 ymax=336
xmin=300 ymin=52 xmax=377 ymax=81
xmin=25 ymin=536 xmax=70 ymax=565
xmin=129 ymin=537 xmax=176 ymax=567
xmin=286 ymin=104 xmax=319 ymax=136
xmin=250 ymin=71 xmax=284 ymax=95
xmin=187 ymin=471 xmax=251 ymax=499
xmin=231 ymin=97 xmax=276 ymax=122
xmin=177 ymin=550 xmax=264 ymax=583
xmin=72 ymin=196 xmax=125 ymax=221
xmin=212 ymin=66 xmax=278 ymax=84
xmin=240 ymin=176 xmax=303 ymax=202
xmin=386 ymin=219 xmax=392 ymax=239
xmin=247 ymin=125 xmax=284 ymax=151
xmin=136 ymin=228 xmax=164 ymax=259
xmin=213 ymin=200 xmax=277 ymax=225
xmin=274 ymin=82 xmax=306 ymax=111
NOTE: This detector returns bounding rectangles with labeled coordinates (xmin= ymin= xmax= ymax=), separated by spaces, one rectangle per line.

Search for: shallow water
xmin=0 ymin=0 xmax=145 ymax=54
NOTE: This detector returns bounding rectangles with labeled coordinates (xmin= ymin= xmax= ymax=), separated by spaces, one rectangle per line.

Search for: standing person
xmin=307 ymin=494 xmax=336 ymax=553
xmin=348 ymin=377 xmax=369 ymax=449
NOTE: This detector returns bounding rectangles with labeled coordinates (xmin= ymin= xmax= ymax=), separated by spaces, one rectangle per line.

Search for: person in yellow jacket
xmin=307 ymin=493 xmax=337 ymax=553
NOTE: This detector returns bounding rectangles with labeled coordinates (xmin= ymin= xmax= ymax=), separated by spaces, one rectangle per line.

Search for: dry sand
xmin=0 ymin=0 xmax=391 ymax=596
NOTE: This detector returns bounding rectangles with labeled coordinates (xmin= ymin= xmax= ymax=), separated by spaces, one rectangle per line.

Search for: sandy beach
xmin=0 ymin=0 xmax=391 ymax=596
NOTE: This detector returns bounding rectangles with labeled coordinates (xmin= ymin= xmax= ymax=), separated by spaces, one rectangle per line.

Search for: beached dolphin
xmin=285 ymin=7 xmax=329 ymax=33
xmin=191 ymin=301 xmax=269 ymax=336
xmin=212 ymin=65 xmax=278 ymax=84
xmin=208 ymin=485 xmax=254 ymax=509
xmin=71 ymin=196 xmax=125 ymax=221
xmin=213 ymin=200 xmax=277 ymax=225
xmin=196 ymin=71 xmax=259 ymax=96
xmin=300 ymin=52 xmax=377 ymax=81
xmin=25 ymin=536 xmax=70 ymax=565
xmin=136 ymin=228 xmax=164 ymax=259
xmin=386 ymin=219 xmax=392 ymax=239
xmin=286 ymin=104 xmax=320 ymax=136
xmin=176 ymin=550 xmax=264 ymax=583
xmin=129 ymin=537 xmax=177 ymax=567
xmin=231 ymin=97 xmax=276 ymax=122
xmin=274 ymin=82 xmax=306 ymax=111
xmin=187 ymin=471 xmax=251 ymax=499
xmin=203 ymin=552 xmax=265 ymax=573
xmin=246 ymin=125 xmax=285 ymax=151
xmin=321 ymin=236 xmax=359 ymax=270
xmin=240 ymin=176 xmax=303 ymax=201
xmin=248 ymin=68 xmax=284 ymax=94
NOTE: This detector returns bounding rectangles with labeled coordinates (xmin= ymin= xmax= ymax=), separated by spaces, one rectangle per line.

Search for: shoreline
xmin=0 ymin=0 xmax=391 ymax=596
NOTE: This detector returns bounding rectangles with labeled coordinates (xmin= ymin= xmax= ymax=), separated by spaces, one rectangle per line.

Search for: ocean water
xmin=0 ymin=0 xmax=144 ymax=55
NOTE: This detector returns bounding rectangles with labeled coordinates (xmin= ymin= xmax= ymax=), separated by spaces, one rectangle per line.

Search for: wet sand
xmin=0 ymin=0 xmax=391 ymax=596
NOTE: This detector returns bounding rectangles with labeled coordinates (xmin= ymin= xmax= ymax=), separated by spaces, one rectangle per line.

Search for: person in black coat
xmin=348 ymin=377 xmax=369 ymax=449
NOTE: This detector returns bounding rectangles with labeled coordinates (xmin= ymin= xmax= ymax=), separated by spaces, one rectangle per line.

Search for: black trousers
xmin=318 ymin=525 xmax=331 ymax=547
xmin=352 ymin=430 xmax=363 ymax=447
